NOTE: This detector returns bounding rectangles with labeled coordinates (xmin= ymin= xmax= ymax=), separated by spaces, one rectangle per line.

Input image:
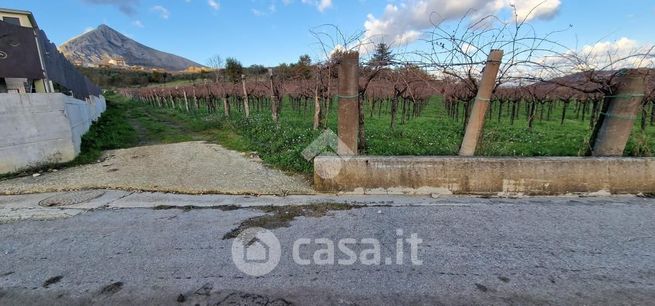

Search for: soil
xmin=0 ymin=142 xmax=314 ymax=195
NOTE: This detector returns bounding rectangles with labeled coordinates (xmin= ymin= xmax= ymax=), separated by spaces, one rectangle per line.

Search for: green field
xmin=106 ymin=92 xmax=655 ymax=174
xmin=6 ymin=90 xmax=639 ymax=180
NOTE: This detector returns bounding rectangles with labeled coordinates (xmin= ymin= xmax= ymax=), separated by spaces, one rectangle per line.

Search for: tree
xmin=207 ymin=55 xmax=224 ymax=83
xmin=274 ymin=63 xmax=292 ymax=80
xmin=369 ymin=42 xmax=393 ymax=67
xmin=247 ymin=64 xmax=268 ymax=76
xmin=224 ymin=57 xmax=244 ymax=83
xmin=293 ymin=55 xmax=313 ymax=80
xmin=298 ymin=54 xmax=312 ymax=66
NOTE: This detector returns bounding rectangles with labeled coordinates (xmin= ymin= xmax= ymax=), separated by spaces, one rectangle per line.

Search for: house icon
xmin=301 ymin=129 xmax=341 ymax=161
xmin=243 ymin=236 xmax=270 ymax=264
xmin=232 ymin=227 xmax=281 ymax=276
xmin=301 ymin=129 xmax=355 ymax=180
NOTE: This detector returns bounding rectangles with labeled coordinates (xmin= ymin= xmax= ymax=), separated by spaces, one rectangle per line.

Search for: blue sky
xmin=1 ymin=0 xmax=654 ymax=67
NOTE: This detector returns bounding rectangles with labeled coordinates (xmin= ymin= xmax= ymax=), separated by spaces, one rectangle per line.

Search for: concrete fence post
xmin=269 ymin=68 xmax=279 ymax=123
xmin=241 ymin=74 xmax=251 ymax=118
xmin=183 ymin=90 xmax=189 ymax=112
xmin=459 ymin=49 xmax=504 ymax=156
xmin=337 ymin=51 xmax=359 ymax=156
xmin=590 ymin=69 xmax=647 ymax=156
xmin=223 ymin=97 xmax=230 ymax=117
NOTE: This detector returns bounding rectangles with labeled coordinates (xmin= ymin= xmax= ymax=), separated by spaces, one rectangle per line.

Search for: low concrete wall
xmin=0 ymin=93 xmax=106 ymax=174
xmin=65 ymin=95 xmax=106 ymax=154
xmin=314 ymin=156 xmax=655 ymax=195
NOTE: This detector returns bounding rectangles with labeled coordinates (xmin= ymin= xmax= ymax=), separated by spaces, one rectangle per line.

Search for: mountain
xmin=58 ymin=24 xmax=203 ymax=72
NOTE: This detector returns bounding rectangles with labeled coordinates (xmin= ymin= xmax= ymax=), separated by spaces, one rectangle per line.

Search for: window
xmin=1 ymin=17 xmax=21 ymax=26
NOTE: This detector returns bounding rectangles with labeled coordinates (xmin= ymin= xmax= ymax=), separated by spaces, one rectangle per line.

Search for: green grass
xmin=114 ymin=94 xmax=654 ymax=175
xmin=213 ymin=125 xmax=252 ymax=152
xmin=9 ymin=91 xmax=649 ymax=180
xmin=144 ymin=79 xmax=210 ymax=89
xmin=73 ymin=97 xmax=139 ymax=164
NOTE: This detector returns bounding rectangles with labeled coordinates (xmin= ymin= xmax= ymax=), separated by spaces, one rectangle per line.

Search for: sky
xmin=1 ymin=0 xmax=654 ymax=67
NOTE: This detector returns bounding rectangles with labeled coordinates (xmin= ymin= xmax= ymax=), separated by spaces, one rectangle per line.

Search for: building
xmin=0 ymin=8 xmax=52 ymax=94
xmin=100 ymin=55 xmax=129 ymax=68
xmin=0 ymin=8 xmax=105 ymax=175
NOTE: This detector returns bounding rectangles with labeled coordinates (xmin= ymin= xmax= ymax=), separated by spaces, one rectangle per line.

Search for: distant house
xmin=109 ymin=58 xmax=127 ymax=67
xmin=0 ymin=8 xmax=52 ymax=94
xmin=99 ymin=55 xmax=128 ymax=68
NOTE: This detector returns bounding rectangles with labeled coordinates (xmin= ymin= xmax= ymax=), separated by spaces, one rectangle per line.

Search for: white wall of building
xmin=4 ymin=78 xmax=27 ymax=93
xmin=0 ymin=93 xmax=106 ymax=174
xmin=0 ymin=11 xmax=35 ymax=27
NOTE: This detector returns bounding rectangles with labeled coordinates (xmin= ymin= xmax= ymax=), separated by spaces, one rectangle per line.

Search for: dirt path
xmin=127 ymin=118 xmax=150 ymax=145
xmin=0 ymin=142 xmax=314 ymax=195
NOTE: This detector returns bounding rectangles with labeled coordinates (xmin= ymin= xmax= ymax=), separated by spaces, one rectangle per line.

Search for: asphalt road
xmin=0 ymin=192 xmax=654 ymax=305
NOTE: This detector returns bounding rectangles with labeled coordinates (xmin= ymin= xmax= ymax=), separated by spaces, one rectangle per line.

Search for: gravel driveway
xmin=0 ymin=142 xmax=314 ymax=195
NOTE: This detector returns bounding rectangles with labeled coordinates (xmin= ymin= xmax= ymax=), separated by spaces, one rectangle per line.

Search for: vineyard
xmin=114 ymin=15 xmax=655 ymax=174
xmin=117 ymin=67 xmax=655 ymax=174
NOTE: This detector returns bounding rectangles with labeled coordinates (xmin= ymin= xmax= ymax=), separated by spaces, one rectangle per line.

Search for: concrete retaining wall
xmin=64 ymin=95 xmax=106 ymax=154
xmin=0 ymin=93 xmax=106 ymax=174
xmin=314 ymin=156 xmax=655 ymax=195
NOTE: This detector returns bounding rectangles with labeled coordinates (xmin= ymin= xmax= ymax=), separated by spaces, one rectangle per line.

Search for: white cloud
xmin=318 ymin=0 xmax=332 ymax=12
xmin=581 ymin=37 xmax=639 ymax=56
xmin=534 ymin=37 xmax=655 ymax=77
xmin=576 ymin=37 xmax=654 ymax=70
xmin=208 ymin=0 xmax=220 ymax=10
xmin=363 ymin=0 xmax=561 ymax=47
xmin=132 ymin=20 xmax=144 ymax=28
xmin=460 ymin=42 xmax=477 ymax=55
xmin=301 ymin=0 xmax=333 ymax=12
xmin=329 ymin=44 xmax=347 ymax=57
xmin=251 ymin=1 xmax=277 ymax=16
xmin=81 ymin=0 xmax=141 ymax=16
xmin=509 ymin=0 xmax=560 ymax=22
xmin=151 ymin=5 xmax=170 ymax=19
